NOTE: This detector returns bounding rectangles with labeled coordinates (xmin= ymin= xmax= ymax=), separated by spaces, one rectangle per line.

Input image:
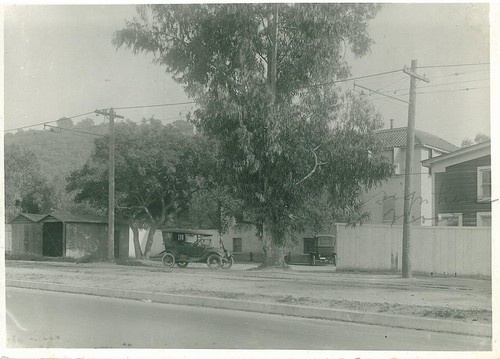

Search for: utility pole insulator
xmin=403 ymin=66 xmax=431 ymax=83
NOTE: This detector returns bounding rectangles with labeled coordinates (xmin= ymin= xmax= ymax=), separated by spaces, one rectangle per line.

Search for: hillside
xmin=4 ymin=119 xmax=107 ymax=184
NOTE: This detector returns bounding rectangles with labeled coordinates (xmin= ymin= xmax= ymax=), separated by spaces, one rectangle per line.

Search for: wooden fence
xmin=5 ymin=225 xmax=12 ymax=253
xmin=336 ymin=224 xmax=491 ymax=277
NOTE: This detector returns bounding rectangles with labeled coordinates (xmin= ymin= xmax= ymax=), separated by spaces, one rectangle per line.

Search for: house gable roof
xmin=422 ymin=140 xmax=490 ymax=173
xmin=376 ymin=127 xmax=458 ymax=152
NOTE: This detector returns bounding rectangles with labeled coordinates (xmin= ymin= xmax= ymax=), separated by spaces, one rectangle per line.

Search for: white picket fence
xmin=336 ymin=224 xmax=491 ymax=277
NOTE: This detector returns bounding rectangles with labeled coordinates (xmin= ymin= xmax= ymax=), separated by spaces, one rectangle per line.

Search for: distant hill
xmin=4 ymin=118 xmax=195 ymax=185
xmin=4 ymin=118 xmax=108 ymax=185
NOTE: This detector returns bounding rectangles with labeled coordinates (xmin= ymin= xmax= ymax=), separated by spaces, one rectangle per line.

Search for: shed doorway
xmin=114 ymin=229 xmax=120 ymax=259
xmin=42 ymin=222 xmax=63 ymax=257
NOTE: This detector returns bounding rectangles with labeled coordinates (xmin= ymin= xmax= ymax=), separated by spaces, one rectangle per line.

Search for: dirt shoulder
xmin=4 ymin=259 xmax=492 ymax=324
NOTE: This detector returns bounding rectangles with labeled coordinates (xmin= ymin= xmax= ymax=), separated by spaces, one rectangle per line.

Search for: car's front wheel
xmin=206 ymin=254 xmax=222 ymax=270
xmin=162 ymin=252 xmax=175 ymax=268
xmin=221 ymin=255 xmax=234 ymax=269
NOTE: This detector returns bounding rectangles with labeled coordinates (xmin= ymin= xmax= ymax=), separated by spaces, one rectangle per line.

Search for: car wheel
xmin=176 ymin=261 xmax=189 ymax=268
xmin=221 ymin=255 xmax=234 ymax=269
xmin=206 ymin=254 xmax=221 ymax=270
xmin=162 ymin=252 xmax=175 ymax=268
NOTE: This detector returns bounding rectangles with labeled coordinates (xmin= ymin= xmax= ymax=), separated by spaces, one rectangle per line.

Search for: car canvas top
xmin=161 ymin=228 xmax=214 ymax=236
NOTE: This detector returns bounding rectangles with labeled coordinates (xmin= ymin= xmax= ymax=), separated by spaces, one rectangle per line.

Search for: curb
xmin=7 ymin=280 xmax=491 ymax=338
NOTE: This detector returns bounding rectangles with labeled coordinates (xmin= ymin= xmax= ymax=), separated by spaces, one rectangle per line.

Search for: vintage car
xmin=307 ymin=234 xmax=337 ymax=266
xmin=160 ymin=228 xmax=234 ymax=270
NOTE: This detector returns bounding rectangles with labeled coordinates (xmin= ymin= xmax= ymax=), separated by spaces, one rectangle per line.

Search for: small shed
xmin=7 ymin=212 xmax=129 ymax=259
xmin=7 ymin=213 xmax=45 ymax=254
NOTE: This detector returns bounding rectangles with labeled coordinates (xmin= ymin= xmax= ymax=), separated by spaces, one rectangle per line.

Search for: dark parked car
xmin=160 ymin=228 xmax=234 ymax=270
xmin=308 ymin=234 xmax=336 ymax=266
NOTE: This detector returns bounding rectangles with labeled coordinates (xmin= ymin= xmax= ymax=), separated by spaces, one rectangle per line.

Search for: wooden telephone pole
xmin=95 ymin=108 xmax=124 ymax=259
xmin=401 ymin=60 xmax=430 ymax=278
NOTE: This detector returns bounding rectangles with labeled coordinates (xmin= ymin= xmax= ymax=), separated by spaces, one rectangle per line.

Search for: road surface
xmin=6 ymin=287 xmax=491 ymax=350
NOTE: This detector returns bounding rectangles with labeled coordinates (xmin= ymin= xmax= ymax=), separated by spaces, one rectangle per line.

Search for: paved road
xmin=6 ymin=287 xmax=491 ymax=350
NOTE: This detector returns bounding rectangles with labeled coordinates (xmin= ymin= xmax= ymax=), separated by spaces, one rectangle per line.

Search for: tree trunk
xmin=258 ymin=223 xmax=289 ymax=269
xmin=143 ymin=223 xmax=158 ymax=259
xmin=131 ymin=225 xmax=142 ymax=258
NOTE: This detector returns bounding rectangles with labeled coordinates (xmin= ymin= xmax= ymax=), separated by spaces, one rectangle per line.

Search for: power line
xmin=43 ymin=124 xmax=106 ymax=137
xmin=362 ymin=80 xmax=488 ymax=103
xmin=416 ymin=86 xmax=488 ymax=95
xmin=429 ymin=68 xmax=489 ymax=79
xmin=4 ymin=103 xmax=195 ymax=133
xmin=417 ymin=62 xmax=489 ymax=69
xmin=4 ymin=110 xmax=97 ymax=133
xmin=113 ymin=101 xmax=196 ymax=111
xmin=303 ymin=62 xmax=489 ymax=90
xmin=302 ymin=69 xmax=402 ymax=89
xmin=3 ymin=63 xmax=490 ymax=133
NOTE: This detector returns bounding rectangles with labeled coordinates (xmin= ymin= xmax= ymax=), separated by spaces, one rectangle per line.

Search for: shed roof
xmin=40 ymin=212 xmax=109 ymax=224
xmin=8 ymin=213 xmax=46 ymax=224
xmin=376 ymin=127 xmax=458 ymax=152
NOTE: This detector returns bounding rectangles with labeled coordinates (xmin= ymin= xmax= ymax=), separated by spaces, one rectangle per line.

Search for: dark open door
xmin=114 ymin=229 xmax=120 ymax=259
xmin=42 ymin=222 xmax=63 ymax=257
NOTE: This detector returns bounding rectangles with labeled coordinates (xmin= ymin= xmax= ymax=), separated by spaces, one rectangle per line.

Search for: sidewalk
xmin=5 ymin=260 xmax=492 ymax=337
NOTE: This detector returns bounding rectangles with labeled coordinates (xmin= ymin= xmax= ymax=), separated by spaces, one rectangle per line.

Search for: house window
xmin=476 ymin=212 xmax=491 ymax=227
xmin=477 ymin=166 xmax=491 ymax=202
xmin=438 ymin=213 xmax=463 ymax=226
xmin=303 ymin=238 xmax=315 ymax=254
xmin=232 ymin=238 xmax=242 ymax=253
xmin=382 ymin=195 xmax=396 ymax=223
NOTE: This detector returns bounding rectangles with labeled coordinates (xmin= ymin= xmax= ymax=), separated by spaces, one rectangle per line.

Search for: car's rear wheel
xmin=221 ymin=255 xmax=234 ymax=269
xmin=206 ymin=254 xmax=221 ymax=270
xmin=162 ymin=252 xmax=175 ymax=268
xmin=176 ymin=261 xmax=189 ymax=268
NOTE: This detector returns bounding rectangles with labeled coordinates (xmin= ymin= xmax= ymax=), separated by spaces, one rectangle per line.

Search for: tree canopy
xmin=114 ymin=4 xmax=392 ymax=266
xmin=460 ymin=133 xmax=490 ymax=148
xmin=67 ymin=119 xmax=218 ymax=258
xmin=4 ymin=144 xmax=56 ymax=218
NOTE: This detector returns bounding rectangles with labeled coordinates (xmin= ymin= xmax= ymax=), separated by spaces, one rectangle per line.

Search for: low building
xmin=422 ymin=141 xmax=491 ymax=226
xmin=7 ymin=212 xmax=129 ymax=258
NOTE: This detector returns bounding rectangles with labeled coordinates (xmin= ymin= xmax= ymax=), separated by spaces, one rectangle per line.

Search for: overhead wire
xmin=416 ymin=62 xmax=489 ymax=69
xmin=4 ymin=62 xmax=490 ymax=133
xmin=113 ymin=101 xmax=196 ymax=111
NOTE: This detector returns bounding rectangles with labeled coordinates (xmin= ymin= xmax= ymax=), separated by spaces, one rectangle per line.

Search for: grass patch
xmin=276 ymin=295 xmax=310 ymax=304
xmin=115 ymin=259 xmax=146 ymax=267
xmin=6 ymin=252 xmax=105 ymax=264
xmin=75 ymin=253 xmax=103 ymax=264
xmin=422 ymin=308 xmax=468 ymax=320
xmin=6 ymin=252 xmax=75 ymax=263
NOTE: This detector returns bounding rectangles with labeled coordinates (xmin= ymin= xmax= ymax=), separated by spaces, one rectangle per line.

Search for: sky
xmin=2 ymin=3 xmax=492 ymax=146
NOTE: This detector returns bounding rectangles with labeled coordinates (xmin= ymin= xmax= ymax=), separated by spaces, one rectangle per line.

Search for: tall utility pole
xmin=95 ymin=108 xmax=124 ymax=259
xmin=401 ymin=60 xmax=430 ymax=278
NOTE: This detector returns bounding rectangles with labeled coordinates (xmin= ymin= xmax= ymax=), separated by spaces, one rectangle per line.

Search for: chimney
xmin=390 ymin=119 xmax=394 ymax=129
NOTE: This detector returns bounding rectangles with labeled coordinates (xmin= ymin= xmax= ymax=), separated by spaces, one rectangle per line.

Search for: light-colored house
xmin=422 ymin=140 xmax=491 ymax=226
xmin=362 ymin=126 xmax=458 ymax=226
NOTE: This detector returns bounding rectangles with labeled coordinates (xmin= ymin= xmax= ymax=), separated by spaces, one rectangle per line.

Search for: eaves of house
xmin=422 ymin=140 xmax=490 ymax=173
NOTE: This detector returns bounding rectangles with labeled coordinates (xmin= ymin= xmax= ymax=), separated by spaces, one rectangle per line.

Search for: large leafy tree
xmin=460 ymin=133 xmax=490 ymax=148
xmin=114 ymin=4 xmax=393 ymax=267
xmin=4 ymin=144 xmax=56 ymax=218
xmin=67 ymin=119 xmax=217 ymax=258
